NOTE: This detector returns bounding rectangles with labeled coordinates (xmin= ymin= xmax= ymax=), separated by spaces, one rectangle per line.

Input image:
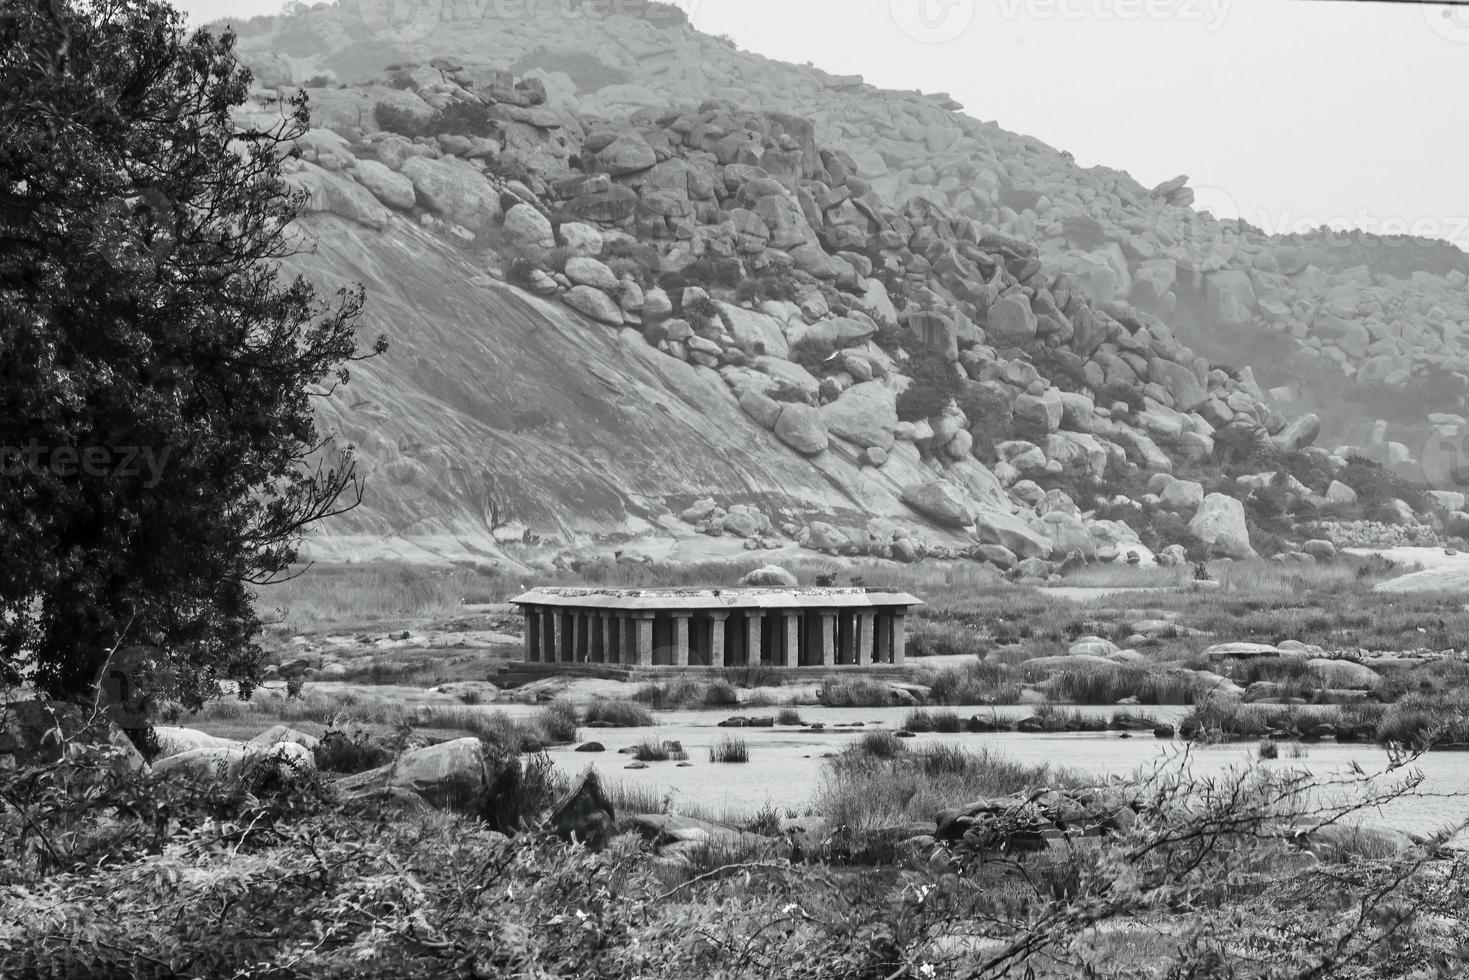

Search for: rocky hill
xmin=216 ymin=1 xmax=1469 ymax=571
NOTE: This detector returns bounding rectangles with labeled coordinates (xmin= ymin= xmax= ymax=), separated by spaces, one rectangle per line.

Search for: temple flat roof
xmin=510 ymin=586 xmax=922 ymax=611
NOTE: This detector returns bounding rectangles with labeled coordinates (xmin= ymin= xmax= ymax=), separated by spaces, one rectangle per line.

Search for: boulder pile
xmin=222 ymin=5 xmax=1469 ymax=567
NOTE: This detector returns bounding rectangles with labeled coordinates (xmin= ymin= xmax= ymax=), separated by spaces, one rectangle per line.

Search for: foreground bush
xmin=3 ymin=724 xmax=1467 ymax=978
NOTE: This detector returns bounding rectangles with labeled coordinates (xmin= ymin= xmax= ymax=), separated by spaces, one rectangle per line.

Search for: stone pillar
xmin=891 ymin=612 xmax=906 ymax=666
xmin=709 ymin=611 xmax=729 ymax=667
xmin=524 ymin=608 xmax=540 ymax=662
xmin=589 ymin=613 xmax=604 ymax=663
xmin=875 ymin=611 xmax=891 ymax=664
xmin=672 ymin=613 xmax=691 ymax=668
xmin=557 ymin=610 xmax=574 ymax=663
xmin=818 ymin=610 xmax=836 ymax=667
xmin=541 ymin=608 xmax=556 ymax=663
xmin=745 ymin=613 xmax=765 ymax=665
xmin=632 ymin=613 xmax=654 ymax=667
xmin=856 ymin=612 xmax=874 ymax=667
xmin=606 ymin=612 xmax=621 ymax=664
xmin=783 ymin=611 xmax=800 ymax=667
xmin=576 ymin=611 xmax=592 ymax=662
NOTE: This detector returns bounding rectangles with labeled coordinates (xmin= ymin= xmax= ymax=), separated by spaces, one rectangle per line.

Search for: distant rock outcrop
xmin=216 ymin=3 xmax=1466 ymax=569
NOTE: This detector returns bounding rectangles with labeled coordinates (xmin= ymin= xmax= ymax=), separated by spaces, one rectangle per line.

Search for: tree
xmin=0 ymin=0 xmax=384 ymax=712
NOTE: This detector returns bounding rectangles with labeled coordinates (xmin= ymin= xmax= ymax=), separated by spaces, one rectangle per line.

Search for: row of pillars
xmin=522 ymin=606 xmax=906 ymax=668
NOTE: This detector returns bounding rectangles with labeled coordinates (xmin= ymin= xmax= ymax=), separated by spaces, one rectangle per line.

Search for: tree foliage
xmin=0 ymin=0 xmax=383 ymax=709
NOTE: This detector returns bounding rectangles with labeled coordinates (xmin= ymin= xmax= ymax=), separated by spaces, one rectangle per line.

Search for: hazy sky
xmin=174 ymin=0 xmax=1469 ymax=247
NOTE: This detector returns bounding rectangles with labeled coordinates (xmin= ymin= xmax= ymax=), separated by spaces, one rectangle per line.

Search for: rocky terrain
xmin=216 ymin=1 xmax=1469 ymax=571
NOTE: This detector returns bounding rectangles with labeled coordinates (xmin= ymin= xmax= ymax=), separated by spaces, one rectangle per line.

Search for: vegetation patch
xmin=709 ymin=736 xmax=750 ymax=764
xmin=583 ymin=699 xmax=655 ymax=728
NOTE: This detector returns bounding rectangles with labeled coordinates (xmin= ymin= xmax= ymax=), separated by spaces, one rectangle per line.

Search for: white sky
xmin=175 ymin=0 xmax=1469 ymax=247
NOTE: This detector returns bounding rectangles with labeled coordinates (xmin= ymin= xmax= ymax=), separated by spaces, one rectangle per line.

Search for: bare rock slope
xmin=219 ymin=3 xmax=1469 ymax=570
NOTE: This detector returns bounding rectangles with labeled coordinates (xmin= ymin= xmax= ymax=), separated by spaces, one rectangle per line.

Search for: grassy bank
xmin=1183 ymin=693 xmax=1469 ymax=747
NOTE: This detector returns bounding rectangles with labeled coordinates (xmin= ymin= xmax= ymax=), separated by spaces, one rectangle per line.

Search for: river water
xmin=502 ymin=705 xmax=1469 ymax=838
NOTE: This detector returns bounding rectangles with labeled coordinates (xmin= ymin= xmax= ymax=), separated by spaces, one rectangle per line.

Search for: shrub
xmin=373 ymin=101 xmax=430 ymax=138
xmin=767 ymin=385 xmax=811 ymax=404
xmin=818 ymin=676 xmax=892 ymax=707
xmin=582 ymin=699 xmax=654 ymax=727
xmin=479 ymin=748 xmax=565 ymax=833
xmin=927 ymin=660 xmax=1022 ymax=706
xmin=902 ymin=708 xmax=935 ymax=733
xmin=902 ymin=709 xmax=963 ymax=734
xmin=787 ymin=337 xmax=831 ymax=378
xmin=1214 ymin=425 xmax=1283 ymax=473
xmin=634 ymin=678 xmax=707 ymax=708
xmin=433 ymin=99 xmax=500 ymax=138
xmin=1097 ymin=380 xmax=1145 ymax=416
xmin=506 ymin=255 xmax=544 ymax=289
xmin=915 ymin=742 xmax=971 ymax=775
xmin=709 ymin=736 xmax=749 ymax=764
xmin=1335 ymin=454 xmax=1430 ymax=519
xmin=871 ymin=319 xmax=905 ymax=354
xmin=745 ymin=802 xmax=782 ymax=835
xmin=313 ymin=728 xmax=395 ymax=774
xmin=724 ymin=664 xmax=781 ymax=688
xmin=1049 ymin=666 xmax=1204 ymax=705
xmin=857 ymin=730 xmax=906 ymax=758
xmin=372 ymin=99 xmax=500 ymax=140
xmin=673 ymin=256 xmax=745 ymax=291
xmin=533 ymin=700 xmax=580 ymax=745
xmin=955 ymin=383 xmax=1013 ymax=459
xmin=631 ymin=738 xmax=671 ymax=762
xmin=702 ymin=680 xmax=740 ymax=707
xmin=895 ymin=346 xmax=961 ymax=422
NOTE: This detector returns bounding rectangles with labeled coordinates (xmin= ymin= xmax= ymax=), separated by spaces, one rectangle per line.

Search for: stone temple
xmin=510 ymin=587 xmax=922 ymax=668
